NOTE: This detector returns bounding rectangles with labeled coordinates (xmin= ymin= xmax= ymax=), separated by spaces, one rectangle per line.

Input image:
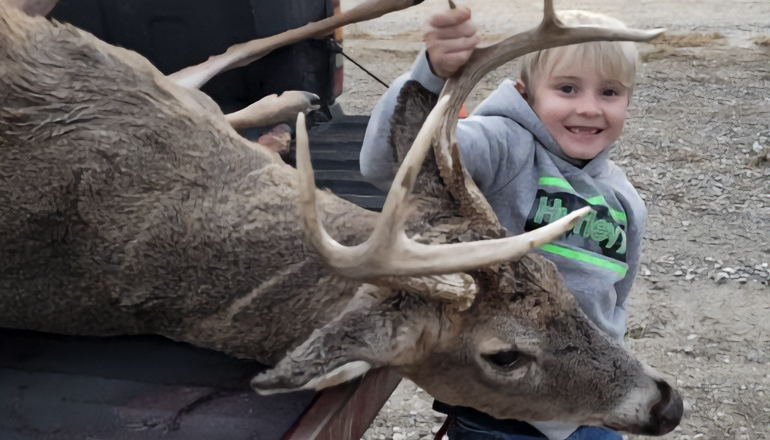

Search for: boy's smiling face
xmin=528 ymin=62 xmax=630 ymax=161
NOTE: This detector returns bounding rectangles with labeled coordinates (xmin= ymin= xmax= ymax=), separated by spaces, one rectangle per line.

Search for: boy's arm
xmin=360 ymin=5 xmax=479 ymax=190
xmin=359 ymin=54 xmax=514 ymax=194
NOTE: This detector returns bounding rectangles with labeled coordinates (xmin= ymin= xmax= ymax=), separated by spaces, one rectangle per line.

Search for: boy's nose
xmin=575 ymin=95 xmax=602 ymax=117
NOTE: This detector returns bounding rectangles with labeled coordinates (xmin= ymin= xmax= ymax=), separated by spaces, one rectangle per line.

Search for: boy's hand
xmin=422 ymin=6 xmax=479 ymax=78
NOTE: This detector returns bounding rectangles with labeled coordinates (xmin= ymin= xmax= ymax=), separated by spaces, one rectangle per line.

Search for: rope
xmin=334 ymin=0 xmax=457 ymax=90
xmin=339 ymin=50 xmax=390 ymax=89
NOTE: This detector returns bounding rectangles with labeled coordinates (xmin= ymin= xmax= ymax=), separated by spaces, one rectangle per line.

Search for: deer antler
xmin=296 ymin=0 xmax=662 ymax=284
xmin=169 ymin=0 xmax=423 ymax=89
xmin=296 ymin=96 xmax=590 ymax=280
xmin=434 ymin=0 xmax=665 ymax=230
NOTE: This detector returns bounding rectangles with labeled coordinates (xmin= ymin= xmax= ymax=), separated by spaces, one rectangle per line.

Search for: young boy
xmin=360 ymin=6 xmax=646 ymax=440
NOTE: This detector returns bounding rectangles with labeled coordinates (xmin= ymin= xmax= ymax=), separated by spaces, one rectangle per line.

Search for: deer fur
xmin=0 ymin=3 xmax=681 ymax=434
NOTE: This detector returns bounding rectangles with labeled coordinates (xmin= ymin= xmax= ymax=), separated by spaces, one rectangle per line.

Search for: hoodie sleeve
xmin=455 ymin=115 xmax=533 ymax=196
xmin=360 ymin=50 xmax=445 ymax=191
xmin=610 ymin=166 xmax=649 ymax=340
xmin=360 ymin=52 xmax=530 ymax=195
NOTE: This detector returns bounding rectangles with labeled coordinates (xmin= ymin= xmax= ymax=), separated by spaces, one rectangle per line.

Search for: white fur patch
xmin=301 ymin=361 xmax=372 ymax=391
xmin=251 ymin=362 xmax=370 ymax=396
xmin=253 ymin=385 xmax=293 ymax=396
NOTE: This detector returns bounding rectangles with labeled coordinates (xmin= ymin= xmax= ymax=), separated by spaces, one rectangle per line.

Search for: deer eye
xmin=483 ymin=350 xmax=523 ymax=370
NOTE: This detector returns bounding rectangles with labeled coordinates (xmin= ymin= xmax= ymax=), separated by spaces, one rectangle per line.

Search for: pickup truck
xmin=0 ymin=1 xmax=392 ymax=439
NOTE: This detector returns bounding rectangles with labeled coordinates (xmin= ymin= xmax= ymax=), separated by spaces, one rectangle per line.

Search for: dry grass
xmin=641 ymin=33 xmax=726 ymax=62
xmin=751 ymin=35 xmax=770 ymax=47
xmin=747 ymin=153 xmax=770 ymax=168
xmin=650 ymin=32 xmax=724 ymax=48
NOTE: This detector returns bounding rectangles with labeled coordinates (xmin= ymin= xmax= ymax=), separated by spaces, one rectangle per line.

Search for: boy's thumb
xmin=429 ymin=6 xmax=471 ymax=28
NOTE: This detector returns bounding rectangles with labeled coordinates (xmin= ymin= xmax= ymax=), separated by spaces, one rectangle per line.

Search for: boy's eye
xmin=558 ymin=85 xmax=574 ymax=94
xmin=602 ymin=88 xmax=620 ymax=97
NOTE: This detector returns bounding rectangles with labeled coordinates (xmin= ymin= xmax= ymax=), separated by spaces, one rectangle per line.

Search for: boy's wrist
xmin=410 ymin=49 xmax=446 ymax=94
xmin=425 ymin=51 xmax=438 ymax=77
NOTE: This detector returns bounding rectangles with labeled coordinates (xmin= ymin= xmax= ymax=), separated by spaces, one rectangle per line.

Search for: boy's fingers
xmin=428 ymin=6 xmax=472 ymax=28
xmin=431 ymin=50 xmax=475 ymax=78
xmin=442 ymin=50 xmax=475 ymax=67
xmin=427 ymin=19 xmax=477 ymax=39
xmin=421 ymin=4 xmax=478 ymax=77
xmin=429 ymin=35 xmax=479 ymax=55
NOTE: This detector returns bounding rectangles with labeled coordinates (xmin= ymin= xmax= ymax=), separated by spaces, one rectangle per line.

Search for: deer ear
xmin=251 ymin=290 xmax=436 ymax=394
xmin=250 ymin=323 xmax=379 ymax=395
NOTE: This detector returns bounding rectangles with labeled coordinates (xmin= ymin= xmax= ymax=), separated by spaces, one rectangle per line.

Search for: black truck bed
xmin=0 ymin=328 xmax=314 ymax=440
xmin=303 ymin=112 xmax=386 ymax=211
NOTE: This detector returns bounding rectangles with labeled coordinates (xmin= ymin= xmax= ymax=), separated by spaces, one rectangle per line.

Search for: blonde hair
xmin=520 ymin=11 xmax=639 ymax=98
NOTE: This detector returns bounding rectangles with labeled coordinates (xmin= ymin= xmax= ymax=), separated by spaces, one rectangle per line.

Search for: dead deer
xmin=0 ymin=0 xmax=682 ymax=435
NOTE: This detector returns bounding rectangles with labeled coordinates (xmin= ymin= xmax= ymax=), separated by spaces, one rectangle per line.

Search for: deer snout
xmin=603 ymin=365 xmax=684 ymax=435
xmin=646 ymin=379 xmax=683 ymax=435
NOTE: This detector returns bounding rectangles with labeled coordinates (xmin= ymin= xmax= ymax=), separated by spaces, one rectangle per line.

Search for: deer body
xmin=0 ymin=6 xmax=377 ymax=362
xmin=0 ymin=3 xmax=681 ymax=435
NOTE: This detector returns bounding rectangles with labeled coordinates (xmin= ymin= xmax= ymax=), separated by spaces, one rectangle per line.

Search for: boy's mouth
xmin=566 ymin=126 xmax=603 ymax=135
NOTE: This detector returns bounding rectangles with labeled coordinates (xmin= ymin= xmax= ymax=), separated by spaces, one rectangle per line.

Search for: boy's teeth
xmin=568 ymin=127 xmax=599 ymax=134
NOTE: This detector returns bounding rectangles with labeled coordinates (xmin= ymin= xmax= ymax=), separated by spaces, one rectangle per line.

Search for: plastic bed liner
xmin=0 ymin=328 xmax=401 ymax=440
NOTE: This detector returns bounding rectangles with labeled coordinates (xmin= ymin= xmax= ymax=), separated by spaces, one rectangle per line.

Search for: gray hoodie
xmin=360 ymin=52 xmax=646 ymax=345
xmin=360 ymin=52 xmax=647 ymax=440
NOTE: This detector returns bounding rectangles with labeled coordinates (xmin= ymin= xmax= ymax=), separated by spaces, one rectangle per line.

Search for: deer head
xmin=253 ymin=1 xmax=681 ymax=435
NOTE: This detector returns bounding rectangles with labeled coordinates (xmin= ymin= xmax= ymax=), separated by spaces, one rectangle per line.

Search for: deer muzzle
xmin=645 ymin=379 xmax=684 ymax=435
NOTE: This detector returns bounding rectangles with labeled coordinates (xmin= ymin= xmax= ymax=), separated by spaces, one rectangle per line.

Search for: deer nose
xmin=647 ymin=379 xmax=684 ymax=434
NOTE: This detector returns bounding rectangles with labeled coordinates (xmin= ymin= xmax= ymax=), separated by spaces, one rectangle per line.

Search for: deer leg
xmin=225 ymin=91 xmax=319 ymax=131
xmin=169 ymin=0 xmax=423 ymax=89
xmin=6 ymin=0 xmax=57 ymax=16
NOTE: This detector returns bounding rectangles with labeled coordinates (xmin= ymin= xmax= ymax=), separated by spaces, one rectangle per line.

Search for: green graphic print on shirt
xmin=525 ymin=176 xmax=629 ymax=280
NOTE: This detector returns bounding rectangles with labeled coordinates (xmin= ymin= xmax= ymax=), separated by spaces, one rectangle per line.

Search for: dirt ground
xmin=334 ymin=1 xmax=770 ymax=439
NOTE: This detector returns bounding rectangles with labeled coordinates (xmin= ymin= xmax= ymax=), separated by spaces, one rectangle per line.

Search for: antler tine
xmin=296 ymin=96 xmax=453 ymax=278
xmin=296 ymin=111 xmax=341 ymax=259
xmin=542 ymin=0 xmax=557 ymax=24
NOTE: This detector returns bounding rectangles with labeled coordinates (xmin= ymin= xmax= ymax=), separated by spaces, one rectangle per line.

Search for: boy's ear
xmin=514 ymin=79 xmax=529 ymax=102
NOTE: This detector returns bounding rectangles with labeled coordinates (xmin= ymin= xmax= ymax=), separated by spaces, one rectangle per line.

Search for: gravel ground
xmin=335 ymin=1 xmax=770 ymax=439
